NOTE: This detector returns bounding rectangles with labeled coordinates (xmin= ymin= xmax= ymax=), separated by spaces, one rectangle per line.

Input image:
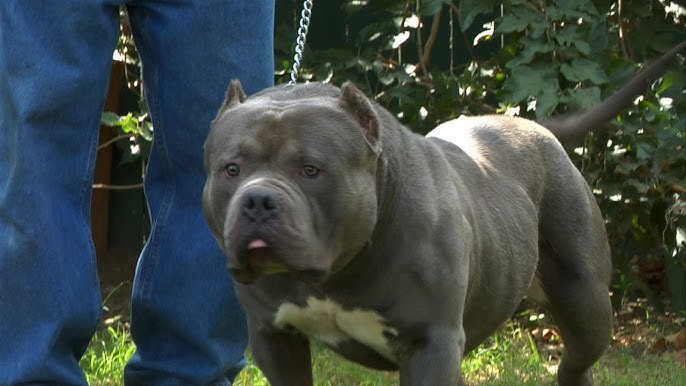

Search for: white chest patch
xmin=273 ymin=297 xmax=398 ymax=362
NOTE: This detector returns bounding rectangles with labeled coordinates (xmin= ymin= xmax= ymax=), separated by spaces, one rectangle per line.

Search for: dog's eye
xmin=224 ymin=163 xmax=240 ymax=177
xmin=301 ymin=165 xmax=320 ymax=178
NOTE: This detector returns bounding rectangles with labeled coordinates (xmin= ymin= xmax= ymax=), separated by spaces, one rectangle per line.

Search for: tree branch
xmin=98 ymin=133 xmax=135 ymax=150
xmin=416 ymin=10 xmax=442 ymax=76
xmin=92 ymin=183 xmax=144 ymax=190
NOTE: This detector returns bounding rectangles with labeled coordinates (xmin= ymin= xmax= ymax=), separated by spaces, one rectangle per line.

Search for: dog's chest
xmin=273 ymin=296 xmax=398 ymax=362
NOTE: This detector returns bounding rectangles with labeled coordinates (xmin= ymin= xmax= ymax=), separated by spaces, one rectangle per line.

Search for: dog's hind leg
xmin=537 ymin=177 xmax=614 ymax=386
xmin=536 ymin=243 xmax=613 ymax=386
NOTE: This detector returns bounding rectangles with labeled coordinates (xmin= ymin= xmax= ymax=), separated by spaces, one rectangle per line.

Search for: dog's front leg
xmin=398 ymin=326 xmax=466 ymax=386
xmin=248 ymin=325 xmax=313 ymax=386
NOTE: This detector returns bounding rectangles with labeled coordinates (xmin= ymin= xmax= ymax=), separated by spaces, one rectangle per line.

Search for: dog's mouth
xmin=245 ymin=239 xmax=288 ymax=273
xmin=229 ymin=239 xmax=287 ymax=283
xmin=229 ymin=238 xmax=330 ymax=285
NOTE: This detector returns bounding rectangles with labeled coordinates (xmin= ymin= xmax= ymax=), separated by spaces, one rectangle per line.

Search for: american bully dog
xmin=202 ymin=42 xmax=685 ymax=386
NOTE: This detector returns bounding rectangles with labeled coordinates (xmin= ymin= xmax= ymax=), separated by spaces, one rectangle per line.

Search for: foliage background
xmin=107 ymin=0 xmax=686 ymax=312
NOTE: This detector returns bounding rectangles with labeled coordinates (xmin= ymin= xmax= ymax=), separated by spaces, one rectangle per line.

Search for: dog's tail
xmin=541 ymin=41 xmax=686 ymax=141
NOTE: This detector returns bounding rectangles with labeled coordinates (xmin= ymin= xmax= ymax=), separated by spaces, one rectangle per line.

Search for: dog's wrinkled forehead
xmin=211 ymin=101 xmax=353 ymax=156
xmin=206 ymin=82 xmax=380 ymax=169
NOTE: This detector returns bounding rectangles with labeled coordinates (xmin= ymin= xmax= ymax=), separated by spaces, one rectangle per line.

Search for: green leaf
xmin=505 ymin=37 xmax=554 ymax=69
xmin=504 ymin=65 xmax=559 ymax=115
xmin=546 ymin=5 xmax=563 ymax=21
xmin=560 ymin=58 xmax=608 ymax=84
xmin=459 ymin=0 xmax=496 ymax=31
xmin=419 ymin=0 xmax=447 ymax=15
xmin=536 ymin=87 xmax=560 ymax=119
xmin=495 ymin=13 xmax=528 ymax=34
xmin=636 ymin=142 xmax=654 ymax=160
xmin=619 ymin=160 xmax=642 ymax=172
xmin=118 ymin=113 xmax=139 ymax=134
xmin=555 ymin=25 xmax=580 ymax=46
xmin=573 ymin=40 xmax=591 ymax=56
xmin=554 ymin=0 xmax=596 ymax=17
xmin=657 ymin=70 xmax=686 ymax=99
xmin=563 ymin=86 xmax=601 ymax=110
xmin=139 ymin=121 xmax=154 ymax=141
xmin=101 ymin=112 xmax=121 ymax=127
xmin=627 ymin=179 xmax=651 ymax=194
xmin=420 ymin=0 xmax=458 ymax=16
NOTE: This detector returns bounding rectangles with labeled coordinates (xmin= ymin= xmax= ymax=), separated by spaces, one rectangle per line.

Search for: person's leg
xmin=0 ymin=1 xmax=121 ymax=384
xmin=123 ymin=1 xmax=274 ymax=384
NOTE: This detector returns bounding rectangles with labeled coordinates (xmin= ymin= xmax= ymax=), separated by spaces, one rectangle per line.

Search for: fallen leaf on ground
xmin=676 ymin=349 xmax=686 ymax=366
xmin=665 ymin=328 xmax=686 ymax=350
xmin=651 ymin=338 xmax=667 ymax=354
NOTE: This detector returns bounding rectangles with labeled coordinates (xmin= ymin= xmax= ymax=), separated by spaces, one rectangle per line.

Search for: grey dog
xmin=202 ymin=43 xmax=685 ymax=386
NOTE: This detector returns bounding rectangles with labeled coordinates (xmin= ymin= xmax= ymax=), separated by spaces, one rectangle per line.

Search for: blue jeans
xmin=0 ymin=1 xmax=274 ymax=384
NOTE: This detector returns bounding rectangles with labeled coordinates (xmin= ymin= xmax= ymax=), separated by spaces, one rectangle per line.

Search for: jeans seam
xmin=81 ymin=112 xmax=104 ymax=319
xmin=135 ymin=10 xmax=175 ymax=305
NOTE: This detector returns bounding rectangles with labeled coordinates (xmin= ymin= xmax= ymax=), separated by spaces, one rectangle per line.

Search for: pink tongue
xmin=247 ymin=239 xmax=269 ymax=249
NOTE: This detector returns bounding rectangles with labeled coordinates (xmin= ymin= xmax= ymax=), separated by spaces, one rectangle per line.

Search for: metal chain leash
xmin=289 ymin=0 xmax=314 ymax=84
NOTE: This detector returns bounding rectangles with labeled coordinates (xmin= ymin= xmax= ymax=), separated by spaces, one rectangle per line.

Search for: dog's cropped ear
xmin=218 ymin=79 xmax=247 ymax=112
xmin=339 ymin=82 xmax=380 ymax=147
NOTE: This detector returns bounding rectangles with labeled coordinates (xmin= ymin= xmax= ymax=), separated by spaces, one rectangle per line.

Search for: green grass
xmin=79 ymin=325 xmax=136 ymax=385
xmin=80 ymin=321 xmax=685 ymax=386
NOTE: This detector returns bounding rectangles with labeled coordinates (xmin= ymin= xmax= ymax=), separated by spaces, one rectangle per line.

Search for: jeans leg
xmin=123 ymin=1 xmax=274 ymax=385
xmin=0 ymin=1 xmax=121 ymax=384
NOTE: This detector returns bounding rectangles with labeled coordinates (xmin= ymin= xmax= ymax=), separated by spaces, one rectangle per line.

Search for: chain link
xmin=289 ymin=0 xmax=314 ymax=84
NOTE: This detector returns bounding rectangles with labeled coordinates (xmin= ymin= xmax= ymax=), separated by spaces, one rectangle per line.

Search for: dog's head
xmin=203 ymin=80 xmax=382 ymax=284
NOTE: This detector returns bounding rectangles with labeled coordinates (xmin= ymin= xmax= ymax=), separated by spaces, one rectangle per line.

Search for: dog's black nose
xmin=242 ymin=189 xmax=279 ymax=222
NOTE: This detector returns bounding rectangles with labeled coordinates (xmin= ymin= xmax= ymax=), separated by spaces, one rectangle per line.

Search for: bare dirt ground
xmin=98 ymin=248 xmax=136 ymax=327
